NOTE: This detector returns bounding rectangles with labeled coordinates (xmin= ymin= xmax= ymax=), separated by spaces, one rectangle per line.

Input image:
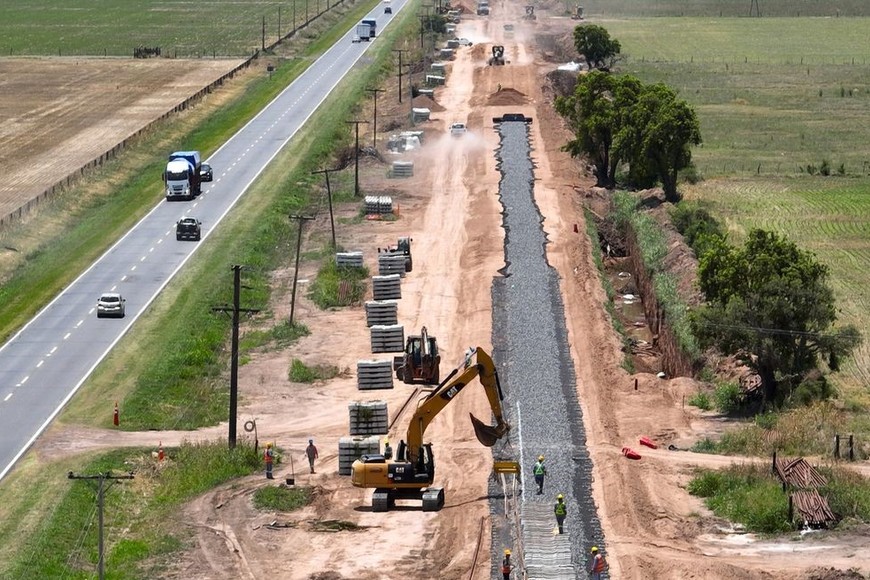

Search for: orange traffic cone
xmin=158 ymin=441 xmax=165 ymax=461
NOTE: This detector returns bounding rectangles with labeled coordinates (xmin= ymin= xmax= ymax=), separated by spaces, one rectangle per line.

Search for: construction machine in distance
xmin=488 ymin=45 xmax=506 ymax=66
xmin=378 ymin=236 xmax=413 ymax=272
xmin=394 ymin=326 xmax=441 ymax=385
xmin=522 ymin=5 xmax=536 ymax=20
xmin=351 ymin=347 xmax=514 ymax=511
xmin=570 ymin=4 xmax=584 ymax=19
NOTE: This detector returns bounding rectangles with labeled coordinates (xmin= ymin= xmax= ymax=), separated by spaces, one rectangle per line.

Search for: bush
xmin=692 ymin=437 xmax=718 ymax=453
xmin=289 ymin=359 xmax=340 ymax=383
xmin=253 ymin=486 xmax=312 ymax=512
xmin=308 ymin=258 xmax=368 ymax=308
xmin=688 ymin=391 xmax=712 ymax=410
xmin=688 ymin=465 xmax=792 ymax=533
xmin=714 ymin=382 xmax=743 ymax=414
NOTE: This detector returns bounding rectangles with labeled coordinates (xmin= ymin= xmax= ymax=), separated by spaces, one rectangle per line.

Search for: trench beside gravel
xmin=489 ymin=120 xmax=606 ymax=579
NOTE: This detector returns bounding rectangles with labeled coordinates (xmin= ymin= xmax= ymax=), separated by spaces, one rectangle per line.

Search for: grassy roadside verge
xmin=1 ymin=3 xmax=422 ymax=575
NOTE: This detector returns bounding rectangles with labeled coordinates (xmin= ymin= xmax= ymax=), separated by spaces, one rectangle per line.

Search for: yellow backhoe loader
xmin=351 ymin=347 xmax=512 ymax=511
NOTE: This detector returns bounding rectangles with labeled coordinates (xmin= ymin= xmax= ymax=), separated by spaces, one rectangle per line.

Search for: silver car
xmin=96 ymin=292 xmax=126 ymax=318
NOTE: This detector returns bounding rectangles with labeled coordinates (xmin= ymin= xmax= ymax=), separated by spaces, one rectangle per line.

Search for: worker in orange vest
xmin=589 ymin=546 xmax=608 ymax=579
xmin=501 ymin=548 xmax=514 ymax=580
xmin=264 ymin=443 xmax=274 ymax=480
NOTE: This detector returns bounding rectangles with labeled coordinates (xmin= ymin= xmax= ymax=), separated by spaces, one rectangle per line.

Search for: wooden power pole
xmin=212 ymin=265 xmax=260 ymax=448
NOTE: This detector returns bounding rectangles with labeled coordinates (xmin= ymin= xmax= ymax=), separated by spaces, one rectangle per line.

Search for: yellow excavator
xmin=351 ymin=347 xmax=513 ymax=511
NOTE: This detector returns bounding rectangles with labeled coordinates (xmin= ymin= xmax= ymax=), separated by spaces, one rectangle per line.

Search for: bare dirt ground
xmin=35 ymin=4 xmax=870 ymax=580
xmin=0 ymin=57 xmax=242 ymax=222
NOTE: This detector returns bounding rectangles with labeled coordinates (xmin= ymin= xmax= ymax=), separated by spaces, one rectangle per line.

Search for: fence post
xmin=848 ymin=434 xmax=854 ymax=461
xmin=833 ymin=434 xmax=840 ymax=459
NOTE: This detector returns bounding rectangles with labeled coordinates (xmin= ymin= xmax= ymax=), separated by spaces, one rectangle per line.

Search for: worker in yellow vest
xmin=554 ymin=493 xmax=567 ymax=534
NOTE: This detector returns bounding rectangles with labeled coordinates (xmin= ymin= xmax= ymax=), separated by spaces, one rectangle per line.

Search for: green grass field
xmin=0 ymin=0 xmax=345 ymax=57
xmin=591 ymin=14 xmax=870 ymax=397
xmin=580 ymin=0 xmax=870 ymax=18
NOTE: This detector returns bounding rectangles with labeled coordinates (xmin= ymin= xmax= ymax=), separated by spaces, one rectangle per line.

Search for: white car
xmin=96 ymin=292 xmax=126 ymax=318
xmin=450 ymin=122 xmax=467 ymax=136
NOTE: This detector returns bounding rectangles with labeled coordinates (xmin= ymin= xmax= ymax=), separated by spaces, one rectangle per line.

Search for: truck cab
xmin=164 ymin=150 xmax=201 ymax=201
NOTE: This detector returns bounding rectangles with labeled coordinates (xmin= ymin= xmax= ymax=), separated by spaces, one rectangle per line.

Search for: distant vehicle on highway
xmin=96 ymin=293 xmax=126 ymax=318
xmin=385 ymin=5 xmax=392 ymax=13
xmin=450 ymin=122 xmax=467 ymax=136
xmin=176 ymin=217 xmax=202 ymax=241
xmin=200 ymin=162 xmax=213 ymax=182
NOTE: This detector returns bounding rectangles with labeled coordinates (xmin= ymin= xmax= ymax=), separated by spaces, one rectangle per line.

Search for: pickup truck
xmin=176 ymin=217 xmax=202 ymax=241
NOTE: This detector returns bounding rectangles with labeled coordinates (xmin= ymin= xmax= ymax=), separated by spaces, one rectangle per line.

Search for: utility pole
xmin=345 ymin=120 xmax=369 ymax=197
xmin=393 ymin=49 xmax=409 ymax=103
xmin=288 ymin=215 xmax=316 ymax=326
xmin=278 ymin=6 xmax=282 ymax=38
xmin=305 ymin=0 xmax=309 ymax=25
xmin=212 ymin=265 xmax=260 ymax=448
xmin=365 ymin=87 xmax=386 ymax=149
xmin=417 ymin=15 xmax=426 ymax=49
xmin=68 ymin=471 xmax=134 ymax=580
xmin=262 ymin=16 xmax=266 ymax=51
xmin=311 ymin=168 xmax=340 ymax=248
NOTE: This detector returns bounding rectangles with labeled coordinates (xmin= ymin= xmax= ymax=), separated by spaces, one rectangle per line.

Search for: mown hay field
xmin=0 ymin=0 xmax=324 ymax=57
xmin=595 ymin=14 xmax=870 ymax=396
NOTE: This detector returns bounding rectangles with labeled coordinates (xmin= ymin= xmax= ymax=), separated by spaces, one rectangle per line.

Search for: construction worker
xmin=532 ymin=455 xmax=546 ymax=494
xmin=589 ymin=546 xmax=608 ymax=579
xmin=554 ymin=493 xmax=567 ymax=534
xmin=264 ymin=443 xmax=274 ymax=480
xmin=383 ymin=437 xmax=393 ymax=459
xmin=305 ymin=439 xmax=319 ymax=474
xmin=501 ymin=548 xmax=514 ymax=580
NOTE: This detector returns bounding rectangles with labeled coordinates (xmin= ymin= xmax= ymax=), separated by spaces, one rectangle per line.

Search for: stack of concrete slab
xmin=391 ymin=160 xmax=414 ymax=178
xmin=370 ymin=324 xmax=404 ymax=353
xmin=364 ymin=195 xmax=393 ymax=215
xmin=372 ymin=274 xmax=402 ymax=300
xmin=412 ymin=107 xmax=431 ymax=122
xmin=356 ymin=359 xmax=394 ymax=390
xmin=338 ymin=435 xmax=380 ymax=475
xmin=348 ymin=400 xmax=389 ymax=435
xmin=430 ymin=62 xmax=447 ymax=74
xmin=365 ymin=300 xmax=398 ymax=327
xmin=439 ymin=48 xmax=454 ymax=60
xmin=335 ymin=251 xmax=364 ymax=268
xmin=378 ymin=253 xmax=407 ymax=277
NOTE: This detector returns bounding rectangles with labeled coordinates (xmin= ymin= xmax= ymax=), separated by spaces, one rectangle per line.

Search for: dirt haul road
xmin=38 ymin=5 xmax=870 ymax=580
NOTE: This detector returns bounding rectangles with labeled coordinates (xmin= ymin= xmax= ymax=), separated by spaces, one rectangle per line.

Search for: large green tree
xmin=554 ymin=71 xmax=641 ymax=188
xmin=573 ymin=24 xmax=621 ymax=70
xmin=693 ymin=230 xmax=861 ymax=409
xmin=620 ymin=83 xmax=701 ymax=202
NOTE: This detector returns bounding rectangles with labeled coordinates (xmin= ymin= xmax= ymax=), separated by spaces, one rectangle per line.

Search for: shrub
xmin=714 ymin=382 xmax=743 ymax=414
xmin=688 ymin=391 xmax=712 ymax=410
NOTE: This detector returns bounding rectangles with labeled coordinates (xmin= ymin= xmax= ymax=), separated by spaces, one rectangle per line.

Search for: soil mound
xmin=487 ymin=88 xmax=528 ymax=106
xmin=412 ymin=94 xmax=445 ymax=112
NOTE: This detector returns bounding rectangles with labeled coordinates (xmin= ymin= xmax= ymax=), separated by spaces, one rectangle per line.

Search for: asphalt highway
xmin=0 ymin=0 xmax=408 ymax=481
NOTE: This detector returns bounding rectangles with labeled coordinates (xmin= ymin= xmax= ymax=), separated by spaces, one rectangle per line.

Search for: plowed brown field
xmin=0 ymin=57 xmax=242 ymax=224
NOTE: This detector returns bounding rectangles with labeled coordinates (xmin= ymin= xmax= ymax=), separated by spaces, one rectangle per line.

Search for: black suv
xmin=200 ymin=162 xmax=213 ymax=182
xmin=176 ymin=217 xmax=202 ymax=241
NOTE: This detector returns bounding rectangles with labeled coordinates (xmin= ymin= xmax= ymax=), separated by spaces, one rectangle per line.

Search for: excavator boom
xmin=407 ymin=347 xmax=509 ymax=459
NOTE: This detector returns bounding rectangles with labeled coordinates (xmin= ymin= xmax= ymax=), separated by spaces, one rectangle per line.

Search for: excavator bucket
xmin=470 ymin=413 xmax=508 ymax=447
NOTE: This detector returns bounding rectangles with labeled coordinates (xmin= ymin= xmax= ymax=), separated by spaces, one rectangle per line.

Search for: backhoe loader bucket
xmin=470 ymin=413 xmax=509 ymax=447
